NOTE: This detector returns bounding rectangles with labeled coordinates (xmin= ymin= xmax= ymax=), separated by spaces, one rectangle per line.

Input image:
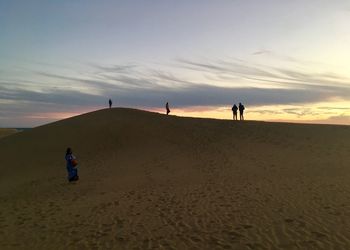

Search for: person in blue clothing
xmin=65 ymin=147 xmax=79 ymax=182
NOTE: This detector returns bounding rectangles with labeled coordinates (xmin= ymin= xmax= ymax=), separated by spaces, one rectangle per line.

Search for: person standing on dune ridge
xmin=239 ymin=102 xmax=245 ymax=120
xmin=166 ymin=102 xmax=170 ymax=115
xmin=232 ymin=104 xmax=238 ymax=120
xmin=109 ymin=99 xmax=112 ymax=109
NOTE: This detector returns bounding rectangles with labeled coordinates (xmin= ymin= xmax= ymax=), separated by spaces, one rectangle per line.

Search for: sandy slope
xmin=1 ymin=108 xmax=350 ymax=249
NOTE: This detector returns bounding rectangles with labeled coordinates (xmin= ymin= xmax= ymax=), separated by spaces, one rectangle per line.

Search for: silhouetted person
xmin=166 ymin=102 xmax=170 ymax=115
xmin=232 ymin=104 xmax=238 ymax=120
xmin=65 ymin=147 xmax=79 ymax=182
xmin=109 ymin=99 xmax=112 ymax=109
xmin=239 ymin=102 xmax=245 ymax=120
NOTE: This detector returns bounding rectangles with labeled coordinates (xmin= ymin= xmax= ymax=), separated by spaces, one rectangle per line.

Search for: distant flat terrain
xmin=0 ymin=128 xmax=18 ymax=139
xmin=0 ymin=108 xmax=350 ymax=249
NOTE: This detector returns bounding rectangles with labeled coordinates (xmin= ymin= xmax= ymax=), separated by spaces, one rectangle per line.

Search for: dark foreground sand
xmin=0 ymin=108 xmax=350 ymax=249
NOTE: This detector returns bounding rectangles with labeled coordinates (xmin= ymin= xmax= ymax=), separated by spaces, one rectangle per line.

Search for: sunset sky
xmin=1 ymin=0 xmax=350 ymax=127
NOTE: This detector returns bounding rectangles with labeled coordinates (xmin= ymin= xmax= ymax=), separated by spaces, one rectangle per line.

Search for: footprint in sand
xmin=224 ymin=230 xmax=244 ymax=241
xmin=311 ymin=231 xmax=328 ymax=239
xmin=284 ymin=218 xmax=294 ymax=223
xmin=190 ymin=236 xmax=202 ymax=243
xmin=241 ymin=224 xmax=253 ymax=229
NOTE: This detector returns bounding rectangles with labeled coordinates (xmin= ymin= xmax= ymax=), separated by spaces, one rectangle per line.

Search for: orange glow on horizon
xmin=28 ymin=103 xmax=350 ymax=127
xmin=147 ymin=103 xmax=350 ymax=125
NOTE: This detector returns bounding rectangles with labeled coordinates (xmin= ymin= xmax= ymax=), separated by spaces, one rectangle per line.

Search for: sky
xmin=1 ymin=0 xmax=350 ymax=127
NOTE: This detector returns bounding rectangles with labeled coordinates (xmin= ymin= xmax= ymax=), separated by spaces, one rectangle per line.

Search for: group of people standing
xmin=165 ymin=101 xmax=245 ymax=121
xmin=66 ymin=100 xmax=246 ymax=182
xmin=108 ymin=99 xmax=244 ymax=121
xmin=231 ymin=102 xmax=245 ymax=120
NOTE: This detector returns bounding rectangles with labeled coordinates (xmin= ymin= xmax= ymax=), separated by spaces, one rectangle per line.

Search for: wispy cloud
xmin=178 ymin=57 xmax=350 ymax=88
xmin=3 ymin=58 xmax=350 ymax=108
xmin=252 ymin=49 xmax=272 ymax=55
xmin=1 ymin=57 xmax=350 ymax=126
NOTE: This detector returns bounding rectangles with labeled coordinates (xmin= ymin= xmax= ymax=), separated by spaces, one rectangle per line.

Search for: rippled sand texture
xmin=1 ymin=108 xmax=350 ymax=249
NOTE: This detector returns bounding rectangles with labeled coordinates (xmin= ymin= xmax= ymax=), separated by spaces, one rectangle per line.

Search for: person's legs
xmin=72 ymin=168 xmax=78 ymax=181
xmin=67 ymin=166 xmax=78 ymax=182
xmin=67 ymin=166 xmax=72 ymax=181
xmin=72 ymin=174 xmax=79 ymax=181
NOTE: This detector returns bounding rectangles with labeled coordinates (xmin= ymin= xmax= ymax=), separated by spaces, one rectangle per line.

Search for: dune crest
xmin=1 ymin=108 xmax=350 ymax=249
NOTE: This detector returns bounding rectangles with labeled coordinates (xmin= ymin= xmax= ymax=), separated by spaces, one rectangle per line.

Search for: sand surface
xmin=1 ymin=108 xmax=350 ymax=249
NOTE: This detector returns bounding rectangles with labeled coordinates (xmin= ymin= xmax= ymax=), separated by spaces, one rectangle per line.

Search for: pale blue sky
xmin=1 ymin=0 xmax=350 ymax=126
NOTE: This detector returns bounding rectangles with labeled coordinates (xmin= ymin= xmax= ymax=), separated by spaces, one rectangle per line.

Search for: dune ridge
xmin=1 ymin=108 xmax=350 ymax=249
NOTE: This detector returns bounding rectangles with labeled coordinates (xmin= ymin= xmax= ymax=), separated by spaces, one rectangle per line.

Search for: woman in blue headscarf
xmin=65 ymin=147 xmax=79 ymax=182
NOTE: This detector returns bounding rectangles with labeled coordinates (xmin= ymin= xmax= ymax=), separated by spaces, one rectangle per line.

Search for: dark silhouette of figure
xmin=232 ymin=104 xmax=238 ymax=120
xmin=65 ymin=147 xmax=79 ymax=182
xmin=239 ymin=102 xmax=245 ymax=120
xmin=166 ymin=102 xmax=170 ymax=115
xmin=109 ymin=99 xmax=112 ymax=109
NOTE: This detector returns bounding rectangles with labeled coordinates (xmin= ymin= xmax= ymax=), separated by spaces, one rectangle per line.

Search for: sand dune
xmin=1 ymin=108 xmax=350 ymax=249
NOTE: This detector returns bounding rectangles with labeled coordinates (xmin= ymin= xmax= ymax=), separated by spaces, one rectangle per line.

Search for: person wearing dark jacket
xmin=232 ymin=104 xmax=238 ymax=120
xmin=65 ymin=147 xmax=79 ymax=182
xmin=239 ymin=102 xmax=245 ymax=120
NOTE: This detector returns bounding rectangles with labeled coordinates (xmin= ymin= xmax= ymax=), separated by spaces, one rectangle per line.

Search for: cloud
xmin=1 ymin=57 xmax=350 ymax=126
xmin=317 ymin=106 xmax=350 ymax=111
xmin=179 ymin=57 xmax=350 ymax=86
xmin=268 ymin=115 xmax=350 ymax=126
xmin=252 ymin=49 xmax=272 ymax=55
xmin=1 ymin=77 xmax=347 ymax=111
xmin=321 ymin=115 xmax=350 ymax=125
xmin=90 ymin=63 xmax=138 ymax=73
xmin=0 ymin=82 xmax=103 ymax=106
xmin=3 ymin=58 xmax=350 ymax=109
